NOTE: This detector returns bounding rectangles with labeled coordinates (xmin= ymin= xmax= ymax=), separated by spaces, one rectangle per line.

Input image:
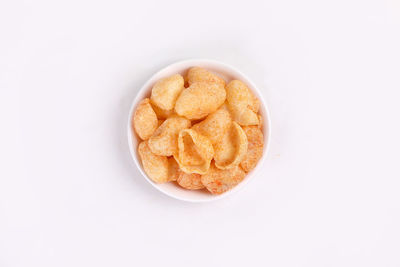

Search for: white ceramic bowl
xmin=127 ymin=59 xmax=271 ymax=202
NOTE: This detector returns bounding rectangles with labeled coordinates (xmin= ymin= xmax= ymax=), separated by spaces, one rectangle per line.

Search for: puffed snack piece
xmin=175 ymin=82 xmax=226 ymax=120
xmin=151 ymin=102 xmax=175 ymax=119
xmin=191 ymin=106 xmax=232 ymax=145
xmin=240 ymin=126 xmax=264 ymax=172
xmin=226 ymin=80 xmax=259 ymax=126
xmin=151 ymin=74 xmax=184 ymax=111
xmin=186 ymin=67 xmax=226 ymax=87
xmin=201 ymin=163 xmax=246 ymax=195
xmin=176 ymin=171 xmax=204 ymax=190
xmin=175 ymin=129 xmax=214 ymax=174
xmin=167 ymin=157 xmax=180 ymax=182
xmin=148 ymin=116 xmax=191 ymax=156
xmin=214 ymin=121 xmax=248 ymax=170
xmin=138 ymin=141 xmax=169 ymax=183
xmin=133 ymin=98 xmax=158 ymax=140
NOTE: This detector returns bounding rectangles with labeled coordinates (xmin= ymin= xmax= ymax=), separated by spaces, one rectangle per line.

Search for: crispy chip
xmin=186 ymin=67 xmax=226 ymax=87
xmin=176 ymin=172 xmax=204 ymax=190
xmin=214 ymin=122 xmax=248 ymax=169
xmin=250 ymin=95 xmax=260 ymax=113
xmin=176 ymin=129 xmax=214 ymax=174
xmin=257 ymin=114 xmax=263 ymax=129
xmin=175 ymin=82 xmax=226 ymax=120
xmin=201 ymin=163 xmax=246 ymax=194
xmin=151 ymin=74 xmax=184 ymax=111
xmin=148 ymin=116 xmax=191 ymax=156
xmin=138 ymin=141 xmax=169 ymax=183
xmin=191 ymin=106 xmax=231 ymax=145
xmin=151 ymin=102 xmax=176 ymax=119
xmin=133 ymin=98 xmax=158 ymax=140
xmin=168 ymin=157 xmax=180 ymax=181
xmin=240 ymin=126 xmax=264 ymax=172
xmin=226 ymin=80 xmax=259 ymax=126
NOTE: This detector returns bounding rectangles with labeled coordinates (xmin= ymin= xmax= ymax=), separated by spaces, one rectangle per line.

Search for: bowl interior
xmin=128 ymin=59 xmax=270 ymax=202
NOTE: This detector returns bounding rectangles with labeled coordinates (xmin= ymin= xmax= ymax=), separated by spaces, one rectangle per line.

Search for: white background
xmin=1 ymin=0 xmax=399 ymax=266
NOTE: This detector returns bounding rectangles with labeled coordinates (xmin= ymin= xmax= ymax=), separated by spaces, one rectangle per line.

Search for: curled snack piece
xmin=148 ymin=116 xmax=191 ymax=156
xmin=226 ymin=80 xmax=259 ymax=126
xmin=240 ymin=126 xmax=264 ymax=172
xmin=191 ymin=106 xmax=231 ymax=145
xmin=176 ymin=129 xmax=214 ymax=174
xmin=133 ymin=98 xmax=158 ymax=140
xmin=151 ymin=74 xmax=184 ymax=111
xmin=187 ymin=67 xmax=226 ymax=87
xmin=175 ymin=82 xmax=226 ymax=120
xmin=138 ymin=141 xmax=169 ymax=183
xmin=201 ymin=163 xmax=246 ymax=194
xmin=151 ymin=103 xmax=176 ymax=119
xmin=168 ymin=157 xmax=180 ymax=182
xmin=176 ymin=172 xmax=204 ymax=190
xmin=214 ymin=122 xmax=248 ymax=169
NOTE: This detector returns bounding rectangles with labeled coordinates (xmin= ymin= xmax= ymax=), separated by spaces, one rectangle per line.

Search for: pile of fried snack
xmin=132 ymin=67 xmax=264 ymax=194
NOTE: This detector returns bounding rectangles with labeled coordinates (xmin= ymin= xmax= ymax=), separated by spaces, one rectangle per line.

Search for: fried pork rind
xmin=214 ymin=121 xmax=248 ymax=169
xmin=148 ymin=116 xmax=191 ymax=156
xmin=133 ymin=98 xmax=158 ymax=140
xmin=167 ymin=157 xmax=180 ymax=182
xmin=176 ymin=129 xmax=214 ymax=174
xmin=186 ymin=67 xmax=226 ymax=87
xmin=191 ymin=106 xmax=231 ymax=145
xmin=240 ymin=126 xmax=264 ymax=172
xmin=175 ymin=82 xmax=226 ymax=120
xmin=151 ymin=103 xmax=176 ymax=119
xmin=151 ymin=74 xmax=184 ymax=111
xmin=226 ymin=80 xmax=259 ymax=126
xmin=138 ymin=141 xmax=169 ymax=183
xmin=201 ymin=163 xmax=246 ymax=194
xmin=176 ymin=172 xmax=204 ymax=190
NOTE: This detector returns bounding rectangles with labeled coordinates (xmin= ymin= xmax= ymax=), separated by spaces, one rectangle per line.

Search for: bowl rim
xmin=127 ymin=58 xmax=271 ymax=202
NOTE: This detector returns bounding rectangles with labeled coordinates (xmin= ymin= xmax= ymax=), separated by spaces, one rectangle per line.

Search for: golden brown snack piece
xmin=191 ymin=106 xmax=231 ymax=145
xmin=151 ymin=103 xmax=176 ymax=119
xmin=138 ymin=141 xmax=169 ymax=183
xmin=167 ymin=157 xmax=180 ymax=181
xmin=176 ymin=172 xmax=204 ymax=190
xmin=250 ymin=94 xmax=260 ymax=113
xmin=201 ymin=163 xmax=246 ymax=194
xmin=214 ymin=122 xmax=248 ymax=169
xmin=176 ymin=129 xmax=214 ymax=174
xmin=186 ymin=67 xmax=226 ymax=87
xmin=133 ymin=98 xmax=158 ymax=140
xmin=175 ymin=82 xmax=226 ymax=120
xmin=226 ymin=80 xmax=259 ymax=126
xmin=148 ymin=116 xmax=191 ymax=156
xmin=150 ymin=74 xmax=184 ymax=111
xmin=240 ymin=126 xmax=264 ymax=172
xmin=257 ymin=114 xmax=263 ymax=129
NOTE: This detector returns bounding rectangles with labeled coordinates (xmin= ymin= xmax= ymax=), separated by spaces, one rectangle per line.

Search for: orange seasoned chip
xmin=191 ymin=106 xmax=231 ymax=145
xmin=240 ymin=126 xmax=264 ymax=172
xmin=133 ymin=98 xmax=158 ymax=140
xmin=176 ymin=172 xmax=204 ymax=190
xmin=214 ymin=122 xmax=248 ymax=169
xmin=186 ymin=67 xmax=226 ymax=87
xmin=176 ymin=129 xmax=214 ymax=174
xmin=168 ymin=157 xmax=180 ymax=182
xmin=226 ymin=80 xmax=259 ymax=126
xmin=138 ymin=141 xmax=169 ymax=183
xmin=148 ymin=116 xmax=191 ymax=156
xmin=150 ymin=74 xmax=184 ymax=111
xmin=175 ymin=82 xmax=226 ymax=120
xmin=201 ymin=163 xmax=246 ymax=194
xmin=151 ymin=103 xmax=175 ymax=119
